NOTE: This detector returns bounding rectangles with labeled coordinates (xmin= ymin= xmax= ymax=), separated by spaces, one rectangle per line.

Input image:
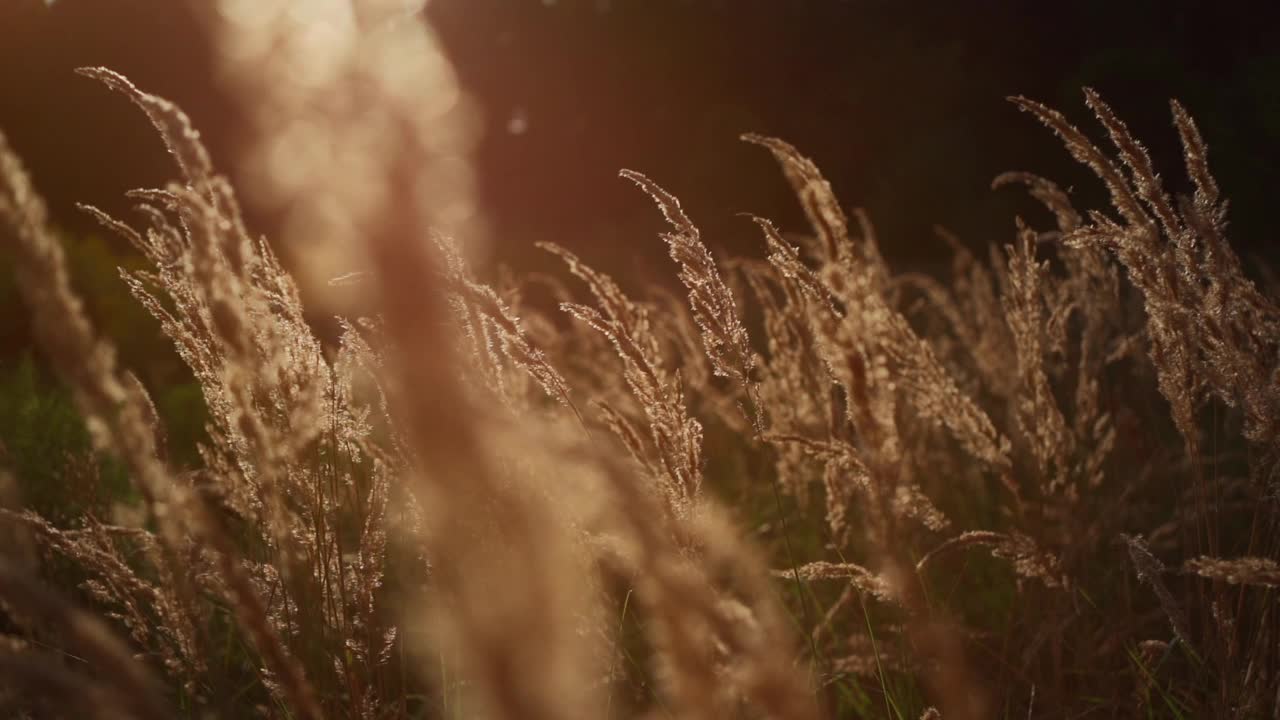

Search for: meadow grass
xmin=2 ymin=6 xmax=1279 ymax=719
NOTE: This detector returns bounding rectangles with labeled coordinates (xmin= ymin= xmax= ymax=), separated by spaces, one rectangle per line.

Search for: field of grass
xmin=2 ymin=5 xmax=1280 ymax=719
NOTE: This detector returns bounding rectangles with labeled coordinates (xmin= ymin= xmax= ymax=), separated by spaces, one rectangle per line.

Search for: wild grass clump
xmin=2 ymin=4 xmax=1278 ymax=719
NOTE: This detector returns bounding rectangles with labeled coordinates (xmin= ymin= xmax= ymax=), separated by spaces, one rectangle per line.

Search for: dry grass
xmin=2 ymin=4 xmax=1279 ymax=719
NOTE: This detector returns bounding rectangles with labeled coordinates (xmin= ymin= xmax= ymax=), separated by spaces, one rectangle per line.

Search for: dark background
xmin=2 ymin=0 xmax=1278 ymax=337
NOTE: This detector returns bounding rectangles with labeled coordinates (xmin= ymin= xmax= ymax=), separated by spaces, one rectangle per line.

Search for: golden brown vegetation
xmin=2 ymin=6 xmax=1279 ymax=719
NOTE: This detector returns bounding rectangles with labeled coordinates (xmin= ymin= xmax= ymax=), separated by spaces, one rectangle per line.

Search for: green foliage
xmin=0 ymin=229 xmax=209 ymax=465
xmin=0 ymin=355 xmax=132 ymax=521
